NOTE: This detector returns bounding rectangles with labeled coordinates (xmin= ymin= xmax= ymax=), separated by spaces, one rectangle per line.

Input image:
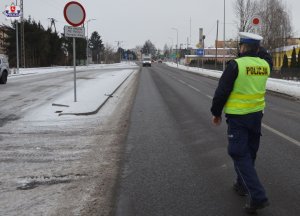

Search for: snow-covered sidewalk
xmin=166 ymin=62 xmax=300 ymax=99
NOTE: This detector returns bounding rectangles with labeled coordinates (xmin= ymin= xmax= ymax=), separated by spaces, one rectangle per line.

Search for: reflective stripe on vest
xmin=224 ymin=57 xmax=270 ymax=115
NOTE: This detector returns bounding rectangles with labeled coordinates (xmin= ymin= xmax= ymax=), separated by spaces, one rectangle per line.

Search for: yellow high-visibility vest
xmin=224 ymin=57 xmax=270 ymax=115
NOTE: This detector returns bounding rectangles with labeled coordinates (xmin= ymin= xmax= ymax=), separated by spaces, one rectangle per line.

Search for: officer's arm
xmin=210 ymin=60 xmax=238 ymax=117
xmin=258 ymin=46 xmax=273 ymax=70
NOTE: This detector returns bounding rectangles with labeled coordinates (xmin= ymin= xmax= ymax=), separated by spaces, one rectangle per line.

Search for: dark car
xmin=0 ymin=56 xmax=10 ymax=84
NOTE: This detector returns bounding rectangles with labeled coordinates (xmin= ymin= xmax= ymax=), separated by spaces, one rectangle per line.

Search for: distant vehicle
xmin=142 ymin=54 xmax=152 ymax=67
xmin=158 ymin=59 xmax=163 ymax=63
xmin=0 ymin=56 xmax=10 ymax=84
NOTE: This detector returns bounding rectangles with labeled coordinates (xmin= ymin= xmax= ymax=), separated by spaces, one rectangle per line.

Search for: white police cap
xmin=239 ymin=32 xmax=263 ymax=44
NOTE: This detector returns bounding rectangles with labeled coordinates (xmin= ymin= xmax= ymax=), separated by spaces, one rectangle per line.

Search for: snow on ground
xmin=25 ymin=69 xmax=135 ymax=120
xmin=166 ymin=62 xmax=300 ymax=99
xmin=19 ymin=62 xmax=138 ymax=120
xmin=9 ymin=62 xmax=136 ymax=77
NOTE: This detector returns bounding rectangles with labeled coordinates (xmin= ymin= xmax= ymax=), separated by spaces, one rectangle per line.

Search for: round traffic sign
xmin=64 ymin=1 xmax=86 ymax=27
xmin=251 ymin=16 xmax=261 ymax=26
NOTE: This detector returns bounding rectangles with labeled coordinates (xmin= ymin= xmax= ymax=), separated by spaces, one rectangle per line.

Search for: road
xmin=114 ymin=63 xmax=300 ymax=216
xmin=0 ymin=67 xmax=138 ymax=216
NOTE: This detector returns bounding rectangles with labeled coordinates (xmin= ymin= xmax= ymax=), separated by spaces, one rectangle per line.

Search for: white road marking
xmin=206 ymin=95 xmax=213 ymax=99
xmin=170 ymin=75 xmax=212 ymax=99
xmin=262 ymin=123 xmax=300 ymax=147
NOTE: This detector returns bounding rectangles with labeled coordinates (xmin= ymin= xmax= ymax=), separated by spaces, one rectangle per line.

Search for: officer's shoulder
xmin=226 ymin=59 xmax=238 ymax=67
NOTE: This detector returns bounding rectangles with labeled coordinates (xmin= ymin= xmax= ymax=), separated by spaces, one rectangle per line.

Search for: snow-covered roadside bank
xmin=166 ymin=62 xmax=300 ymax=99
xmin=8 ymin=62 xmax=137 ymax=78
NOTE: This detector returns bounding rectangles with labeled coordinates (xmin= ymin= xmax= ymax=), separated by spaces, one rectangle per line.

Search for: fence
xmin=271 ymin=69 xmax=300 ymax=81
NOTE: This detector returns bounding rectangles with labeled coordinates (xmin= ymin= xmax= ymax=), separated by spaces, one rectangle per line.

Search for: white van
xmin=0 ymin=56 xmax=10 ymax=84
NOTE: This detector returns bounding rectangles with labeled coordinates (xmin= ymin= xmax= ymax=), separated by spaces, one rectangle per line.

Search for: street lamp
xmin=86 ymin=19 xmax=96 ymax=66
xmin=168 ymin=37 xmax=174 ymax=61
xmin=172 ymin=27 xmax=179 ymax=67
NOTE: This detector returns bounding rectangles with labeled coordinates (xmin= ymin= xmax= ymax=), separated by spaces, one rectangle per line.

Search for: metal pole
xmin=16 ymin=20 xmax=19 ymax=73
xmin=20 ymin=0 xmax=25 ymax=68
xmin=86 ymin=19 xmax=96 ymax=66
xmin=202 ymin=36 xmax=205 ymax=71
xmin=73 ymin=38 xmax=77 ymax=102
xmin=86 ymin=21 xmax=89 ymax=66
xmin=190 ymin=17 xmax=192 ymax=47
xmin=215 ymin=20 xmax=219 ymax=69
xmin=15 ymin=0 xmax=19 ymax=73
xmin=172 ymin=28 xmax=179 ymax=67
xmin=223 ymin=0 xmax=226 ymax=71
xmin=176 ymin=30 xmax=178 ymax=67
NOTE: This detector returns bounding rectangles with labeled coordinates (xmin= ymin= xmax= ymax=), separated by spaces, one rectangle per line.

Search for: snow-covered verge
xmin=15 ymin=62 xmax=139 ymax=120
xmin=166 ymin=62 xmax=300 ymax=99
xmin=8 ymin=62 xmax=136 ymax=77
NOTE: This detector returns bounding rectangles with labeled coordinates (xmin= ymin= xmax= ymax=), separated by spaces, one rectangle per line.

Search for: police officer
xmin=210 ymin=32 xmax=273 ymax=214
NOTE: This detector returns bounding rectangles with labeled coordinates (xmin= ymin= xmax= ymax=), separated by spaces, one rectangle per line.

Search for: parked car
xmin=0 ymin=56 xmax=10 ymax=84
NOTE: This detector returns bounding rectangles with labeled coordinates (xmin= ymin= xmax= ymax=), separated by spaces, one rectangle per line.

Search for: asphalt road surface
xmin=114 ymin=63 xmax=300 ymax=216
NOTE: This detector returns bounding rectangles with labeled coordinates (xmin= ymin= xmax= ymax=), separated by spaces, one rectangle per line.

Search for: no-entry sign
xmin=251 ymin=16 xmax=262 ymax=27
xmin=64 ymin=1 xmax=86 ymax=27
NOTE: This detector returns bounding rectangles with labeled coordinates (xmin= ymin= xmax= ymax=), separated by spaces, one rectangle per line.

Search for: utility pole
xmin=215 ymin=20 xmax=219 ymax=69
xmin=15 ymin=0 xmax=19 ymax=73
xmin=48 ymin=18 xmax=57 ymax=33
xmin=115 ymin=41 xmax=123 ymax=62
xmin=20 ymin=0 xmax=25 ymax=68
xmin=190 ymin=17 xmax=192 ymax=47
xmin=86 ymin=19 xmax=96 ymax=66
xmin=172 ymin=28 xmax=178 ymax=67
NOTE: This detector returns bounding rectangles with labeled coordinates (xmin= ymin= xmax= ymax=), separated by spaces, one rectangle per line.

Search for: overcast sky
xmin=1 ymin=0 xmax=300 ymax=50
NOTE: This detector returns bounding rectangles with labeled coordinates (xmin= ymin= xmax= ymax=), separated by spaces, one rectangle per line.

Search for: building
xmin=0 ymin=26 xmax=7 ymax=55
xmin=272 ymin=45 xmax=300 ymax=70
xmin=184 ymin=47 xmax=237 ymax=65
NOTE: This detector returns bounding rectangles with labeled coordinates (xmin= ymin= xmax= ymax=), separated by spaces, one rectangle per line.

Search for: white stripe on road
xmin=169 ymin=74 xmax=300 ymax=147
xmin=206 ymin=95 xmax=213 ymax=99
xmin=171 ymin=76 xmax=212 ymax=99
xmin=262 ymin=123 xmax=300 ymax=147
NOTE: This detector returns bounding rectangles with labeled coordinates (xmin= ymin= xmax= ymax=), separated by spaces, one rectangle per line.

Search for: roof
xmin=274 ymin=44 xmax=300 ymax=52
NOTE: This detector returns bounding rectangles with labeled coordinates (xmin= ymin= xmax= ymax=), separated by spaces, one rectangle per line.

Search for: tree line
xmin=282 ymin=47 xmax=300 ymax=70
xmin=2 ymin=18 xmax=137 ymax=68
xmin=235 ymin=0 xmax=300 ymax=74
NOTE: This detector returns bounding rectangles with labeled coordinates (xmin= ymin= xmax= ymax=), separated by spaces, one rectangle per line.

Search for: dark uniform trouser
xmin=226 ymin=111 xmax=268 ymax=204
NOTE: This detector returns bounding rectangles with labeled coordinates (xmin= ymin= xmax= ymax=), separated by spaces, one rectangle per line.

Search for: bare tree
xmin=234 ymin=0 xmax=258 ymax=32
xmin=163 ymin=44 xmax=171 ymax=58
xmin=257 ymin=0 xmax=292 ymax=50
xmin=234 ymin=0 xmax=293 ymax=51
xmin=103 ymin=43 xmax=119 ymax=64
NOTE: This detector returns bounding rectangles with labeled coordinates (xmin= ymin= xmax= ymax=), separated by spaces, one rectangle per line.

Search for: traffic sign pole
xmin=63 ymin=1 xmax=86 ymax=102
xmin=73 ymin=38 xmax=77 ymax=102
